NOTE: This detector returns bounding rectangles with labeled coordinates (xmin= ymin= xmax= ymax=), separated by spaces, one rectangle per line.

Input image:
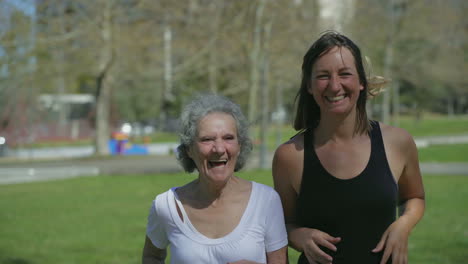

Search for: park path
xmin=0 ymin=151 xmax=467 ymax=185
xmin=0 ymin=133 xmax=467 ymax=184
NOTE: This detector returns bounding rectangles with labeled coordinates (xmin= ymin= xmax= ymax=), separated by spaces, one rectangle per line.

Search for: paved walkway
xmin=0 ymin=155 xmax=181 ymax=184
xmin=1 ymin=151 xmax=467 ymax=185
xmin=4 ymin=133 xmax=468 ymax=159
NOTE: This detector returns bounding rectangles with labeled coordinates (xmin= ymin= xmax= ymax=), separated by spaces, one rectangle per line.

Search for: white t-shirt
xmin=146 ymin=181 xmax=288 ymax=264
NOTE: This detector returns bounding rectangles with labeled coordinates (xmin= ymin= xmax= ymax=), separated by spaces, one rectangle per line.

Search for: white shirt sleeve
xmin=146 ymin=195 xmax=169 ymax=249
xmin=264 ymin=189 xmax=288 ymax=252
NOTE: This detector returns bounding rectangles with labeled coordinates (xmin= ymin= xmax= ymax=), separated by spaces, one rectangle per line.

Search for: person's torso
xmin=296 ymin=121 xmax=398 ymax=264
xmin=162 ymin=182 xmax=271 ymax=264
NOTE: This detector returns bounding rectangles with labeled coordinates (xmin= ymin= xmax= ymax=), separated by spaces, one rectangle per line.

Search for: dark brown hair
xmin=294 ymin=31 xmax=370 ymax=134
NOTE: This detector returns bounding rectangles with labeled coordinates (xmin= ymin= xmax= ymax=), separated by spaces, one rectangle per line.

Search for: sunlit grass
xmin=418 ymin=144 xmax=468 ymax=162
xmin=0 ymin=171 xmax=466 ymax=264
xmin=397 ymin=115 xmax=468 ymax=137
xmin=252 ymin=115 xmax=468 ymax=151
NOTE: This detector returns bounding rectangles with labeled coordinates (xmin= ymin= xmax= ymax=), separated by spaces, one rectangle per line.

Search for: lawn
xmin=418 ymin=143 xmax=468 ymax=163
xmin=251 ymin=115 xmax=468 ymax=152
xmin=1 ymin=171 xmax=467 ymax=264
xmin=397 ymin=115 xmax=468 ymax=137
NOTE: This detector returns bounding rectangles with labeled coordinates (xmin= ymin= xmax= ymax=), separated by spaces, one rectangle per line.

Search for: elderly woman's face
xmin=188 ymin=112 xmax=240 ymax=183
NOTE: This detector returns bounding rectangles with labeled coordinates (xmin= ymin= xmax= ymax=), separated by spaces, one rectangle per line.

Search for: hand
xmin=300 ymin=228 xmax=341 ymax=264
xmin=372 ymin=218 xmax=411 ymax=264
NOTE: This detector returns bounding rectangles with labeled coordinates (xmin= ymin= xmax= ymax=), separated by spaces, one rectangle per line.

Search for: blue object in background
xmin=108 ymin=139 xmax=148 ymax=155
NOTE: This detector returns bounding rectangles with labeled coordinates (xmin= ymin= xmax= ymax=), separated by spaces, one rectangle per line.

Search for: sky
xmin=3 ymin=0 xmax=35 ymax=17
xmin=318 ymin=0 xmax=355 ymax=32
xmin=0 ymin=0 xmax=35 ymax=40
xmin=0 ymin=0 xmax=36 ymax=75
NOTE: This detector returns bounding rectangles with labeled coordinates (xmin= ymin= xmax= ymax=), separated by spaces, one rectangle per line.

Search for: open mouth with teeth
xmin=208 ymin=160 xmax=228 ymax=168
xmin=325 ymin=94 xmax=347 ymax=102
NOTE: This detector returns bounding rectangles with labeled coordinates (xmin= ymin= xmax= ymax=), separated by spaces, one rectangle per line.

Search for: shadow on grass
xmin=1 ymin=258 xmax=33 ymax=264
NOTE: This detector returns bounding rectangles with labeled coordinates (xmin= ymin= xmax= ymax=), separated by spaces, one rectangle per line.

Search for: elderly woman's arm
xmin=267 ymin=246 xmax=288 ymax=264
xmin=142 ymin=236 xmax=167 ymax=264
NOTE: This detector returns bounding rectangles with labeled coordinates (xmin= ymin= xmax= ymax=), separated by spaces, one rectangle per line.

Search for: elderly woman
xmin=142 ymin=94 xmax=288 ymax=264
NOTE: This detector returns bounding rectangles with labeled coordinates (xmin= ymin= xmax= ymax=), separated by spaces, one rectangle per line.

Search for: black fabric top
xmin=296 ymin=121 xmax=398 ymax=264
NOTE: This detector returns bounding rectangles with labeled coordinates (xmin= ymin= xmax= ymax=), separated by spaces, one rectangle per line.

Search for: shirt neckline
xmin=167 ymin=181 xmax=256 ymax=245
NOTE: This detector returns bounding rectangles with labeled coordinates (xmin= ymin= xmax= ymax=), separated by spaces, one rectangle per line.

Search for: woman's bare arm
xmin=374 ymin=128 xmax=425 ymax=264
xmin=266 ymin=246 xmax=288 ymax=264
xmin=273 ymin=138 xmax=340 ymax=264
xmin=142 ymin=236 xmax=167 ymax=264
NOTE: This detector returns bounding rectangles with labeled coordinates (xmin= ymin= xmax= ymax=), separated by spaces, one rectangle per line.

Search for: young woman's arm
xmin=373 ymin=128 xmax=425 ymax=264
xmin=273 ymin=138 xmax=340 ymax=264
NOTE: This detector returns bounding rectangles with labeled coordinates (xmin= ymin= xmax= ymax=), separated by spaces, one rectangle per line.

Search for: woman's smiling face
xmin=309 ymin=46 xmax=363 ymax=116
xmin=188 ymin=112 xmax=240 ymax=184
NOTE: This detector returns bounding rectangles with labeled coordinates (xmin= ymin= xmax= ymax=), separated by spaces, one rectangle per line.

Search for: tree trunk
xmin=447 ymin=96 xmax=454 ymax=117
xmin=248 ymin=0 xmax=266 ymax=124
xmin=160 ymin=22 xmax=173 ymax=131
xmin=95 ymin=74 xmax=112 ymax=155
xmin=259 ymin=20 xmax=272 ymax=169
xmin=56 ymin=1 xmax=67 ymax=137
xmin=382 ymin=36 xmax=393 ymax=124
xmin=208 ymin=2 xmax=222 ymax=94
xmin=392 ymin=80 xmax=400 ymax=126
xmin=94 ymin=0 xmax=114 ymax=155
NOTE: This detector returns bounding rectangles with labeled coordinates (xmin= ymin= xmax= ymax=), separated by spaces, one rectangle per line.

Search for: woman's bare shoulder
xmin=379 ymin=122 xmax=415 ymax=147
xmin=274 ymin=132 xmax=305 ymax=161
xmin=273 ymin=133 xmax=304 ymax=170
xmin=273 ymin=131 xmax=305 ymax=194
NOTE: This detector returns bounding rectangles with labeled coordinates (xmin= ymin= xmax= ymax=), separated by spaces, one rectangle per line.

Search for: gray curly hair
xmin=176 ymin=94 xmax=253 ymax=173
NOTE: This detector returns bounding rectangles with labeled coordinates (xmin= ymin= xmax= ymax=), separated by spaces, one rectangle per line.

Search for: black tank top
xmin=296 ymin=121 xmax=397 ymax=264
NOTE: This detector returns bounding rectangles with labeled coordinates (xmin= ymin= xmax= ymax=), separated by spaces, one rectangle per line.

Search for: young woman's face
xmin=309 ymin=46 xmax=363 ymax=116
xmin=188 ymin=112 xmax=240 ymax=184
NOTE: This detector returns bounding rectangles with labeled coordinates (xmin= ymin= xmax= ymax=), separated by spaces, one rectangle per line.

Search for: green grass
xmin=0 ymin=173 xmax=195 ymax=264
xmin=14 ymin=138 xmax=94 ymax=149
xmin=397 ymin=115 xmax=468 ymax=137
xmin=408 ymin=175 xmax=468 ymax=264
xmin=1 ymin=172 xmax=467 ymax=264
xmin=418 ymin=144 xmax=468 ymax=162
xmin=251 ymin=115 xmax=468 ymax=151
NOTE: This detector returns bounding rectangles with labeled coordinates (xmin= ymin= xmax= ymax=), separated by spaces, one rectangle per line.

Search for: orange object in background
xmin=112 ymin=132 xmax=129 ymax=141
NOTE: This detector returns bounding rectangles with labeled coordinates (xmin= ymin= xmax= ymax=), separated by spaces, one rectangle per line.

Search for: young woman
xmin=273 ymin=31 xmax=425 ymax=264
